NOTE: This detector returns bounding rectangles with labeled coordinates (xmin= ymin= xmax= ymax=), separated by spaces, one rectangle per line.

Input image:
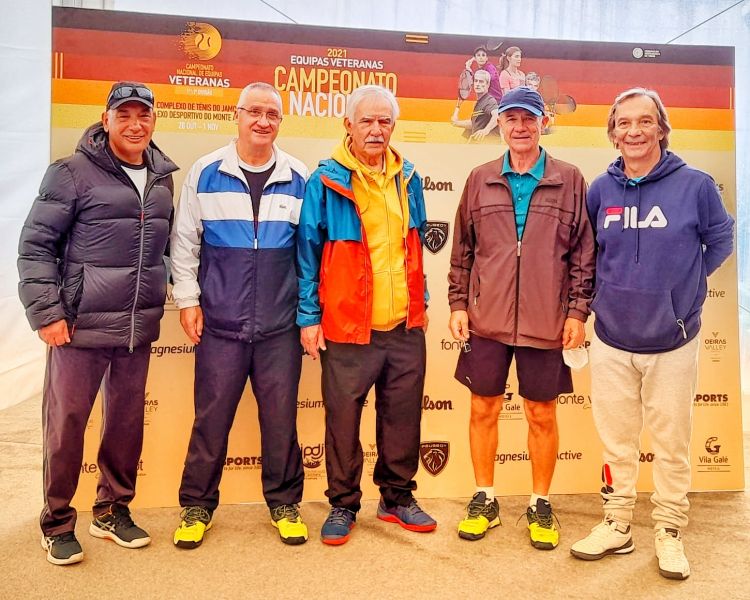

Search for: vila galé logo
xmin=499 ymin=389 xmax=522 ymax=421
xmin=697 ymin=435 xmax=730 ymax=472
xmin=419 ymin=441 xmax=450 ymax=476
xmin=704 ymin=436 xmax=721 ymax=455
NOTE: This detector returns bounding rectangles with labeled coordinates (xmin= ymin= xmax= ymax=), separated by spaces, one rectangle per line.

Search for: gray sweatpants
xmin=589 ymin=334 xmax=699 ymax=531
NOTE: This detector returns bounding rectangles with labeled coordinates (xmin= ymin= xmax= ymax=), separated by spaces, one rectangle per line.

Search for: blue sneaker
xmin=377 ymin=497 xmax=437 ymax=532
xmin=320 ymin=507 xmax=357 ymax=545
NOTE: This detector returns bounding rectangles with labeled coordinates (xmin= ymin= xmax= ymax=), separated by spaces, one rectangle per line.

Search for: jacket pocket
xmin=469 ymin=269 xmax=480 ymax=306
xmin=60 ymin=264 xmax=84 ymax=319
xmin=592 ymin=281 xmax=685 ymax=350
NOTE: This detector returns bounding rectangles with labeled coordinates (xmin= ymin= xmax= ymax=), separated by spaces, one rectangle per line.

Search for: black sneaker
xmin=89 ymin=504 xmax=151 ymax=548
xmin=41 ymin=532 xmax=83 ymax=565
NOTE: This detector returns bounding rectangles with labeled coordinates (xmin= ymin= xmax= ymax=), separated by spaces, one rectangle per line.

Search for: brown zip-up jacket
xmin=448 ymin=153 xmax=595 ymax=349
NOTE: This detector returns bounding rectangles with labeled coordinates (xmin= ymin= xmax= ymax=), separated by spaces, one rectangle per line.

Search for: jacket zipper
xmin=513 ymin=240 xmax=521 ymax=345
xmin=129 ymin=173 xmax=170 ymax=352
xmin=676 ymin=319 xmax=688 ymax=340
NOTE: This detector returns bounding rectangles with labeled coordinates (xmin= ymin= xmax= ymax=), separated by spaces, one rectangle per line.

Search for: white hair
xmin=237 ymin=82 xmax=283 ymax=112
xmin=345 ymin=85 xmax=400 ymax=121
xmin=474 ymin=69 xmax=491 ymax=83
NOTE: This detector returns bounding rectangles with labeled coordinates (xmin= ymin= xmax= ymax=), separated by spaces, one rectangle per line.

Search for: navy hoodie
xmin=587 ymin=151 xmax=733 ymax=353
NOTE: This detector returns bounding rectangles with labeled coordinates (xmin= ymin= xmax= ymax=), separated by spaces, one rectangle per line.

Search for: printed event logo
xmin=224 ymin=455 xmax=262 ymax=471
xmin=499 ymin=389 xmax=522 ymax=421
xmin=180 ymin=22 xmax=222 ymax=61
xmin=424 ymin=221 xmax=449 ymax=254
xmin=703 ymin=330 xmax=727 ymax=363
xmin=697 ymin=435 xmax=730 ymax=472
xmin=143 ymin=391 xmax=159 ymax=427
xmin=301 ymin=443 xmax=325 ymax=469
xmin=694 ymin=393 xmax=729 ymax=407
xmin=364 ymin=443 xmax=378 ymax=477
xmin=419 ymin=441 xmax=450 ymax=476
xmin=705 ymin=436 xmax=721 ymax=455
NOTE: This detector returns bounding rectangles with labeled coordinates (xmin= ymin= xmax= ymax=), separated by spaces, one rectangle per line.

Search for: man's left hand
xmin=562 ymin=317 xmax=585 ymax=349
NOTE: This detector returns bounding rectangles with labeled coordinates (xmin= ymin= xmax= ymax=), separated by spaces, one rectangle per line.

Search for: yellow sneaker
xmin=271 ymin=504 xmax=308 ymax=545
xmin=173 ymin=506 xmax=213 ymax=549
xmin=457 ymin=492 xmax=501 ymax=541
xmin=525 ymin=498 xmax=559 ymax=550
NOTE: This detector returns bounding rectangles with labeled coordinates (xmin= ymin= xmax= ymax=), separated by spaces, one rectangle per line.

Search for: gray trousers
xmin=41 ymin=344 xmax=151 ymax=536
xmin=589 ymin=334 xmax=699 ymax=530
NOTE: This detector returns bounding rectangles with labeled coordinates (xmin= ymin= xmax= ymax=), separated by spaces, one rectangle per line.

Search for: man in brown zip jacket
xmin=448 ymin=86 xmax=595 ymax=550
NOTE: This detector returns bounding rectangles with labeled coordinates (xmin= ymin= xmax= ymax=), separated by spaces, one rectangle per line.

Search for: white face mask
xmin=563 ymin=347 xmax=589 ymax=370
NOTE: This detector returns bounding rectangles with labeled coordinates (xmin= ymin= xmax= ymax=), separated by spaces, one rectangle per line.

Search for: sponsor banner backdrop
xmin=53 ymin=7 xmax=743 ymax=509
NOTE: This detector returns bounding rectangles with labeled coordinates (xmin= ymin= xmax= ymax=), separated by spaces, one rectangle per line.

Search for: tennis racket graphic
xmin=456 ymin=68 xmax=474 ymax=109
xmin=539 ymin=75 xmax=577 ymax=115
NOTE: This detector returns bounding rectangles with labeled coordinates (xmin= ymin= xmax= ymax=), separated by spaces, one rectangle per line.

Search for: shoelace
xmin=656 ymin=530 xmax=683 ymax=551
xmin=516 ymin=507 xmax=561 ymax=529
xmin=181 ymin=506 xmax=211 ymax=526
xmin=588 ymin=519 xmax=620 ymax=540
xmin=327 ymin=507 xmax=354 ymax=526
xmin=466 ymin=499 xmax=486 ymax=518
xmin=273 ymin=504 xmax=301 ymax=522
xmin=656 ymin=531 xmax=686 ymax=567
xmin=403 ymin=501 xmax=426 ymax=517
xmin=105 ymin=505 xmax=136 ymax=529
xmin=54 ymin=532 xmax=77 ymax=543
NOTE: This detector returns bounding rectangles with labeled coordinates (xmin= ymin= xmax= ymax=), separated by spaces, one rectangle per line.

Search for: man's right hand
xmin=300 ymin=324 xmax=326 ymax=360
xmin=449 ymin=310 xmax=470 ymax=342
xmin=180 ymin=306 xmax=204 ymax=344
xmin=38 ymin=319 xmax=71 ymax=347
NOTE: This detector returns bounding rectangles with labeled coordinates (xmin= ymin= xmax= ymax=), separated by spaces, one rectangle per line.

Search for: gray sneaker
xmin=41 ymin=532 xmax=83 ymax=565
xmin=89 ymin=504 xmax=151 ymax=548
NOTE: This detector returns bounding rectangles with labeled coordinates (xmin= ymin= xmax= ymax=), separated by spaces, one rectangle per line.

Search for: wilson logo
xmin=603 ymin=206 xmax=667 ymax=229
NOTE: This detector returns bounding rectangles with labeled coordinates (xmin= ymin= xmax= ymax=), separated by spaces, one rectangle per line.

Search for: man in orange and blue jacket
xmin=297 ymin=85 xmax=436 ymax=545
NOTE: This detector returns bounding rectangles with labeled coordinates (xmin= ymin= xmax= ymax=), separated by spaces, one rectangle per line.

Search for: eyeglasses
xmin=461 ymin=329 xmax=477 ymax=353
xmin=107 ymin=85 xmax=154 ymax=107
xmin=237 ymin=106 xmax=282 ymax=124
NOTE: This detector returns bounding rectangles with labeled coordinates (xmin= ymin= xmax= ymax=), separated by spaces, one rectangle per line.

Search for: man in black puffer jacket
xmin=18 ymin=82 xmax=178 ymax=566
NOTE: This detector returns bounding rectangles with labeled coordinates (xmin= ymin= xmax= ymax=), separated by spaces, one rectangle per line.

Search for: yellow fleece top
xmin=332 ymin=137 xmax=409 ymax=331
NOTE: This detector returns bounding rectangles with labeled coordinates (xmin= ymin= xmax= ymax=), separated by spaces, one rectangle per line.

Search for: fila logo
xmin=603 ymin=206 xmax=667 ymax=229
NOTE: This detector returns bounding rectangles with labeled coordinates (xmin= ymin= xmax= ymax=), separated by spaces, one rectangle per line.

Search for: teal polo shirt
xmin=502 ymin=148 xmax=546 ymax=239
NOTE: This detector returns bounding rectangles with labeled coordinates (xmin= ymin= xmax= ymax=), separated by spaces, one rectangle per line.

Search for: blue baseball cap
xmin=498 ymin=86 xmax=545 ymax=116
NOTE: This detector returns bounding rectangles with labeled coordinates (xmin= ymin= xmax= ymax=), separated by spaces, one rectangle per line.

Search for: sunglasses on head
xmin=108 ymin=85 xmax=154 ymax=105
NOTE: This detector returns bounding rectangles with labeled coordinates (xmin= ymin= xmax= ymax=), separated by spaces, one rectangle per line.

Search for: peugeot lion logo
xmin=424 ymin=221 xmax=449 ymax=254
xmin=419 ymin=441 xmax=450 ymax=476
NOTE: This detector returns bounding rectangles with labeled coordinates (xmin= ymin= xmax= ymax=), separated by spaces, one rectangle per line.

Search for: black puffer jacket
xmin=18 ymin=123 xmax=178 ymax=349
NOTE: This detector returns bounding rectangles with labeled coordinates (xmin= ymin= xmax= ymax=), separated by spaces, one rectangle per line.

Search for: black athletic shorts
xmin=454 ymin=334 xmax=572 ymax=401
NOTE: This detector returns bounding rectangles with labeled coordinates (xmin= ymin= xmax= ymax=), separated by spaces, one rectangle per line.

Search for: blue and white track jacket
xmin=171 ymin=141 xmax=308 ymax=342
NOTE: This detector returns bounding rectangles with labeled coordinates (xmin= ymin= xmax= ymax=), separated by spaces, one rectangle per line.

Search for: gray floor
xmin=1 ymin=396 xmax=748 ymax=600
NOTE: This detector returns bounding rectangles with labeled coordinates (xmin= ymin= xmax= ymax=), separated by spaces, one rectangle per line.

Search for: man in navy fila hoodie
xmin=570 ymin=88 xmax=733 ymax=581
